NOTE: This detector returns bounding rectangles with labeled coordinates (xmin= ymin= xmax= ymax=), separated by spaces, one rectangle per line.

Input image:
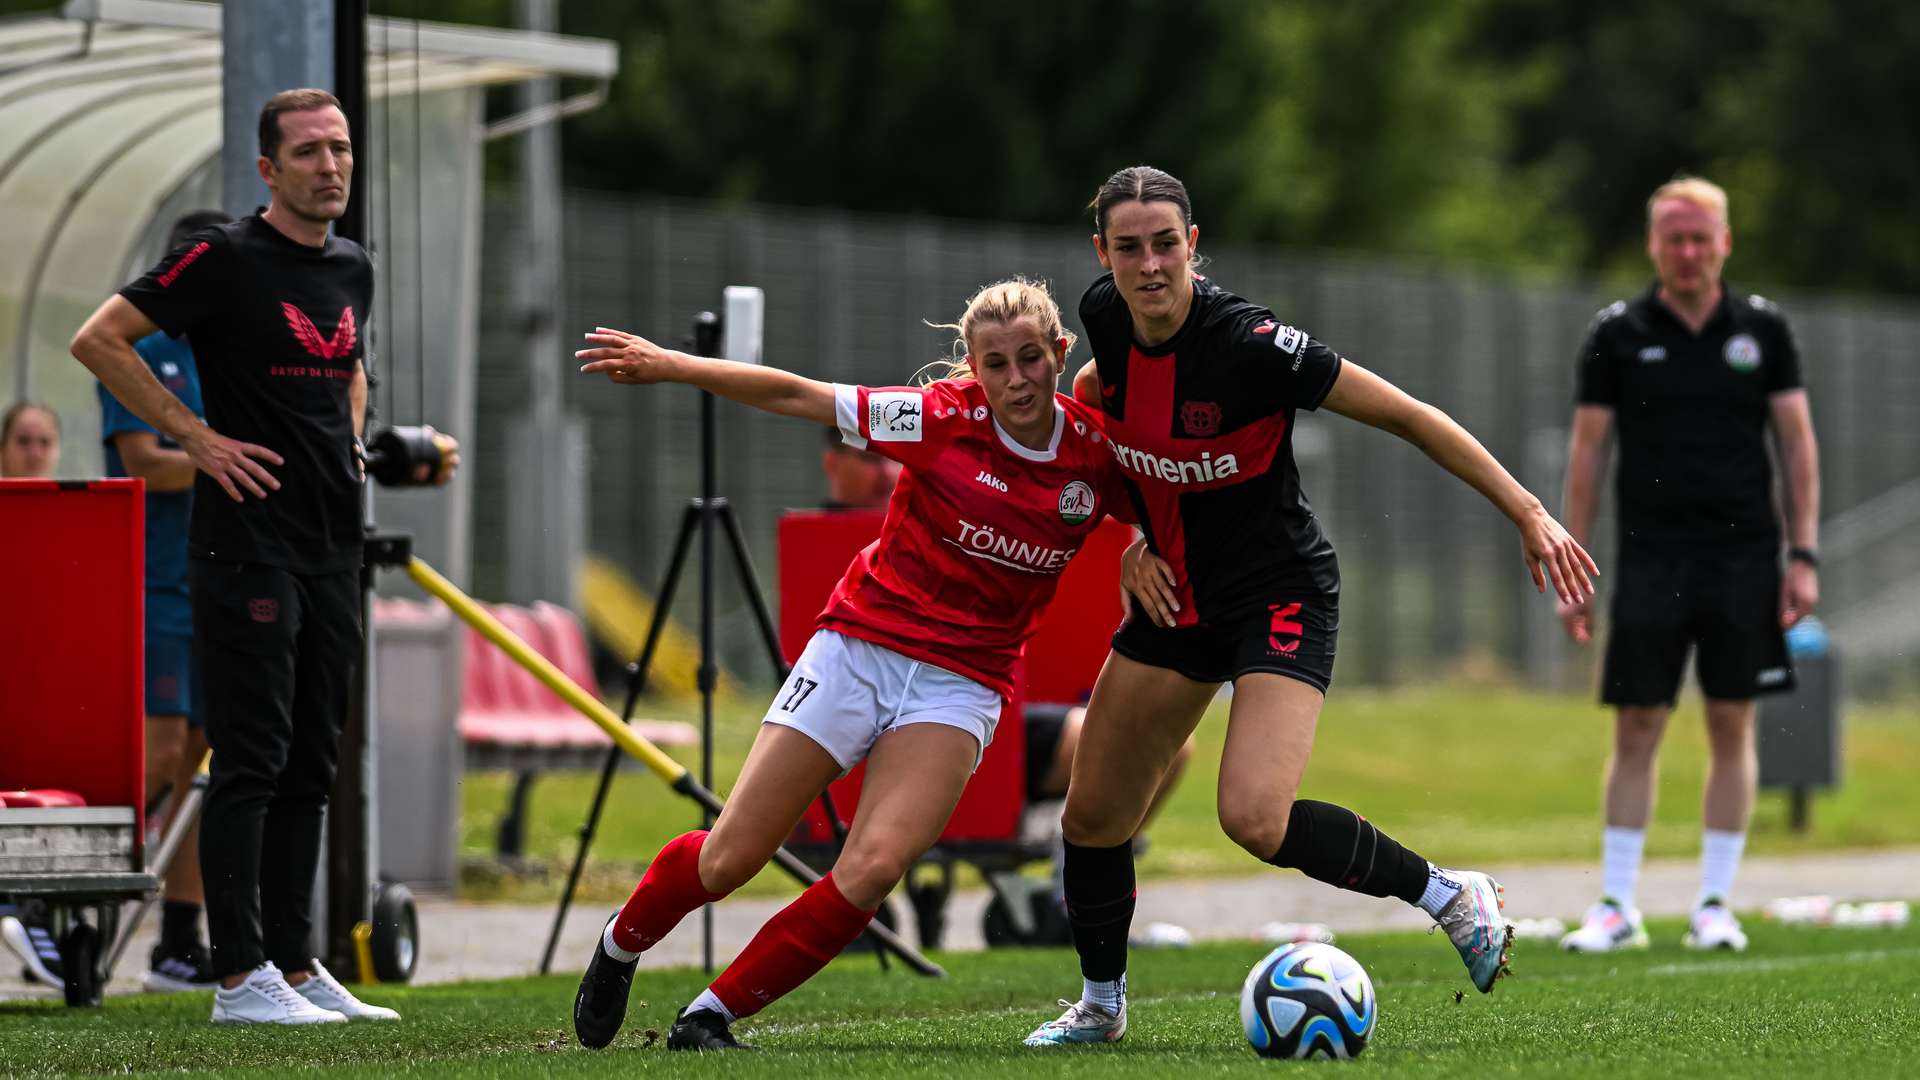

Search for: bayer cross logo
xmin=1058 ymin=480 xmax=1095 ymax=525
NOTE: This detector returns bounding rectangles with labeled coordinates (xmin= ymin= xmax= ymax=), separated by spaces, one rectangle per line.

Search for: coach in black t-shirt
xmin=1555 ymin=176 xmax=1821 ymax=956
xmin=71 ymin=89 xmax=420 ymax=1025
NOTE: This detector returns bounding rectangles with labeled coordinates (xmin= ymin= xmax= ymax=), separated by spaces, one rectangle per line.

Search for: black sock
xmin=1061 ymin=839 xmax=1134 ymax=983
xmin=160 ymin=900 xmax=203 ymax=954
xmin=1265 ymin=799 xmax=1429 ymax=905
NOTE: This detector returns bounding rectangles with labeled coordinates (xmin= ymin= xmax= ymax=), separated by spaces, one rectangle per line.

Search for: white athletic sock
xmin=1602 ymin=826 xmax=1646 ymax=910
xmin=601 ymin=921 xmax=639 ymax=963
xmin=688 ymin=987 xmax=735 ymax=1022
xmin=1697 ymin=829 xmax=1746 ymax=908
xmin=1416 ymin=864 xmax=1463 ymax=919
xmin=1082 ymin=973 xmax=1126 ymax=1015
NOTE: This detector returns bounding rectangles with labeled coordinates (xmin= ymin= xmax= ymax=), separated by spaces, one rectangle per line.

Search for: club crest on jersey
xmin=1058 ymin=480 xmax=1096 ymax=525
xmin=867 ymin=391 xmax=923 ymax=441
xmin=1181 ymin=400 xmax=1222 ymax=437
xmin=1724 ymin=333 xmax=1762 ymax=373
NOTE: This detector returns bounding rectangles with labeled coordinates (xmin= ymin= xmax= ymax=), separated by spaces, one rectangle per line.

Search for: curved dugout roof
xmin=0 ymin=0 xmax=615 ymax=408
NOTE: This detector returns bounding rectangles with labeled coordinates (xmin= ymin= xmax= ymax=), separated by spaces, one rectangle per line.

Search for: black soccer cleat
xmin=573 ymin=919 xmax=639 ymax=1049
xmin=667 ymin=1006 xmax=757 ymax=1051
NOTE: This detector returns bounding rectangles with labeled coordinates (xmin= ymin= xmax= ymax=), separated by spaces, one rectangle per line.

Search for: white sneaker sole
xmin=212 ymin=1008 xmax=347 ymax=1025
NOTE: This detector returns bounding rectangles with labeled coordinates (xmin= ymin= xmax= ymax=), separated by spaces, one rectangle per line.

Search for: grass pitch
xmin=5 ymin=917 xmax=1916 ymax=1078
xmin=460 ymin=686 xmax=1920 ymax=900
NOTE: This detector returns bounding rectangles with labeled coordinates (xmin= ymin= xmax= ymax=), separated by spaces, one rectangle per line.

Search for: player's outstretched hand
xmin=1518 ymin=505 xmax=1598 ymax=605
xmin=577 ymin=326 xmax=678 ymax=385
xmin=183 ymin=426 xmax=282 ymax=502
xmin=1122 ymin=537 xmax=1181 ymax=628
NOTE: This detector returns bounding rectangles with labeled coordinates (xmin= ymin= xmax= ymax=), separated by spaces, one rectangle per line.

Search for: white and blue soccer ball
xmin=1239 ymin=941 xmax=1377 ymax=1060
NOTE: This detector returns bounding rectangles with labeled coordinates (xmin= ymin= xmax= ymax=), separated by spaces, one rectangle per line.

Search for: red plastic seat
xmin=0 ymin=789 xmax=87 ymax=808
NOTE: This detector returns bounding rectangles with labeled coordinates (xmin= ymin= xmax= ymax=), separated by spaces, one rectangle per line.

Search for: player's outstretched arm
xmin=71 ymin=295 xmax=283 ymax=502
xmin=577 ymin=325 xmax=833 ymax=425
xmin=1321 ymin=358 xmax=1598 ymax=604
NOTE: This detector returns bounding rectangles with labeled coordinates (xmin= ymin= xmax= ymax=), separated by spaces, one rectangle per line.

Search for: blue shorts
xmin=146 ymin=630 xmax=202 ymax=727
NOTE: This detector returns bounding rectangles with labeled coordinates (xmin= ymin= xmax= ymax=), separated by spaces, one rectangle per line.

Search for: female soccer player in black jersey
xmin=1024 ymin=167 xmax=1598 ymax=1046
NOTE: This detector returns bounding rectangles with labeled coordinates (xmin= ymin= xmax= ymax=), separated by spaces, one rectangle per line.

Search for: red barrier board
xmin=0 ymin=480 xmax=145 ymax=842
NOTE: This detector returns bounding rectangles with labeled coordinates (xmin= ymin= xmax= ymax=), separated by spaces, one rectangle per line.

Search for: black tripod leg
xmin=716 ymin=501 xmax=790 ymax=679
xmin=539 ymin=503 xmax=701 ymax=975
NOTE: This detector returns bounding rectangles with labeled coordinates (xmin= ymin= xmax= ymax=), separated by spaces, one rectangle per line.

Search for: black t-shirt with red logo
xmin=121 ymin=214 xmax=371 ymax=574
xmin=1081 ymin=272 xmax=1343 ymax=625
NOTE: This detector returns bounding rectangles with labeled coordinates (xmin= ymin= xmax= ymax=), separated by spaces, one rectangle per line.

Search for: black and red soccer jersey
xmin=1081 ymin=272 xmax=1343 ymax=625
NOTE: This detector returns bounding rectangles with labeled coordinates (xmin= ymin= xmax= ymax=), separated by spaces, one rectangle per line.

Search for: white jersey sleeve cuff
xmin=833 ymin=383 xmax=868 ymax=449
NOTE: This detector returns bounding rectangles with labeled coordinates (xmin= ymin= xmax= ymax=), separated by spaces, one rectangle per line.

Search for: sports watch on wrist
xmin=1787 ymin=546 xmax=1819 ymax=568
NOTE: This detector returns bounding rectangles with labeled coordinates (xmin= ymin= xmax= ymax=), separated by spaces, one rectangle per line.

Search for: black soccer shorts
xmin=1110 ymin=592 xmax=1338 ymax=693
xmin=1600 ymin=547 xmax=1794 ymax=707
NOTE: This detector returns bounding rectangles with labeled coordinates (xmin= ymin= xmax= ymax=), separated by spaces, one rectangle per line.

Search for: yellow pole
xmin=405 ymin=557 xmax=688 ymax=785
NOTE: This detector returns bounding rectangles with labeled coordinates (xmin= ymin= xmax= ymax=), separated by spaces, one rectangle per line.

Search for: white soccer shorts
xmin=762 ymin=630 xmax=1000 ymax=772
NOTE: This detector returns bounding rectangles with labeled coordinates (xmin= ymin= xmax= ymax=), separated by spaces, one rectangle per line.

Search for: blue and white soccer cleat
xmin=1022 ymin=998 xmax=1127 ymax=1046
xmin=1432 ymin=869 xmax=1513 ymax=993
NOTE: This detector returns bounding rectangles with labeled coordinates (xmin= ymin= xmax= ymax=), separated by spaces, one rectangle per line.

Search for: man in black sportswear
xmin=71 ymin=88 xmax=443 ymax=1024
xmin=1556 ymin=175 xmax=1821 ymax=955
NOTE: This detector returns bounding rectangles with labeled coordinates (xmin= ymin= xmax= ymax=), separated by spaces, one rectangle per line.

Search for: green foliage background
xmin=5 ymin=0 xmax=1909 ymax=291
xmin=499 ymin=0 xmax=1916 ymax=294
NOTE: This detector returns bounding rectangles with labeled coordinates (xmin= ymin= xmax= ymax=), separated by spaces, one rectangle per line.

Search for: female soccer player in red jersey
xmin=570 ymin=279 xmax=1128 ymax=1051
xmin=1024 ymin=167 xmax=1600 ymax=1046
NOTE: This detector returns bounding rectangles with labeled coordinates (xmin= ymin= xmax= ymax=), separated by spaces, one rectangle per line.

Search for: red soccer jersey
xmin=820 ymin=379 xmax=1127 ymax=699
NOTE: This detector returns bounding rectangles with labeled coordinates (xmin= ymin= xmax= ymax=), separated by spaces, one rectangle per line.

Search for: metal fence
xmin=469 ymin=190 xmax=1920 ymax=694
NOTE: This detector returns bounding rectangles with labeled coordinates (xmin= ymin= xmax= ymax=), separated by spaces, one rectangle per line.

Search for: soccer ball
xmin=1239 ymin=941 xmax=1377 ymax=1059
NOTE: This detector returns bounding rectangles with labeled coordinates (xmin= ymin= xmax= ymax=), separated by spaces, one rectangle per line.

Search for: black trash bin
xmin=1756 ymin=616 xmax=1840 ymax=830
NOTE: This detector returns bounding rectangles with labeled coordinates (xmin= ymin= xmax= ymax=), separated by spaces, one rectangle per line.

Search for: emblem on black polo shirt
xmin=1723 ymin=333 xmax=1762 ymax=373
xmin=1058 ymin=481 xmax=1095 ymax=525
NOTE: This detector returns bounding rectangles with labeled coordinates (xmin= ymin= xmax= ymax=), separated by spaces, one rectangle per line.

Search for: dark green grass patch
xmin=5 ymin=918 xmax=1916 ymax=1078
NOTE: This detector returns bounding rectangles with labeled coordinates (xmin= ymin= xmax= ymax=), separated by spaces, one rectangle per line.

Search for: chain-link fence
xmin=471 ymin=190 xmax=1920 ymax=695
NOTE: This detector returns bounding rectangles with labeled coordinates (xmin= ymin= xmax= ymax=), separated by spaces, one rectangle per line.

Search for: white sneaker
xmin=211 ymin=962 xmax=347 ymax=1025
xmin=1559 ymin=900 xmax=1650 ymax=953
xmin=292 ymin=959 xmax=401 ymax=1020
xmin=1023 ymin=998 xmax=1126 ymax=1046
xmin=1684 ymin=901 xmax=1749 ymax=951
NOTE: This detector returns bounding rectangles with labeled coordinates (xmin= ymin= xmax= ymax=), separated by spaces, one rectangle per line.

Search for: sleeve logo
xmin=867 ymin=391 xmax=923 ymax=442
xmin=156 ymin=241 xmax=210 ymax=287
xmin=1272 ymin=324 xmax=1305 ymax=357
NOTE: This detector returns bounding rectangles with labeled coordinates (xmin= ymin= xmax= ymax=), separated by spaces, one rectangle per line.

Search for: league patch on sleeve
xmin=1271 ymin=324 xmax=1305 ymax=357
xmin=866 ymin=391 xmax=924 ymax=442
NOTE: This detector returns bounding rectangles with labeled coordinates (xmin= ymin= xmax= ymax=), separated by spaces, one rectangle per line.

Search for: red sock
xmin=708 ymin=873 xmax=875 ymax=1020
xmin=610 ymin=830 xmax=729 ymax=954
